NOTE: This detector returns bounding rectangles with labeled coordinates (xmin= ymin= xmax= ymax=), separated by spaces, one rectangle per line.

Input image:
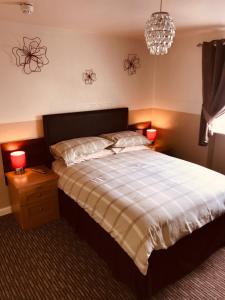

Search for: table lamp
xmin=146 ymin=129 xmax=157 ymax=144
xmin=10 ymin=151 xmax=26 ymax=175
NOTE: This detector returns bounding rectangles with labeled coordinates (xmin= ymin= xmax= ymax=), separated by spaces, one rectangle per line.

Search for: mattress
xmin=53 ymin=149 xmax=225 ymax=275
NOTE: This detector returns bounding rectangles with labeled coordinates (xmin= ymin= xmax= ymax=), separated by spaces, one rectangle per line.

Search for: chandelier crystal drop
xmin=144 ymin=0 xmax=175 ymax=55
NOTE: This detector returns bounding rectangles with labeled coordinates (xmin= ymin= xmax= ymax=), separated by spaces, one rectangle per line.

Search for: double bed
xmin=43 ymin=107 xmax=225 ymax=298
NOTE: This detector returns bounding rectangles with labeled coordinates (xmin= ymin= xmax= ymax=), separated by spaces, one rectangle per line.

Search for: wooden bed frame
xmin=40 ymin=107 xmax=225 ymax=298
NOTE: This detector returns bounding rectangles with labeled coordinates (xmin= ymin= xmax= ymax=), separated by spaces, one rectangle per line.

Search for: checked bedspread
xmin=53 ymin=150 xmax=225 ymax=275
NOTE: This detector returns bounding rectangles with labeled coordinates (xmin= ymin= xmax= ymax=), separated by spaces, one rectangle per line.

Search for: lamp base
xmin=15 ymin=168 xmax=25 ymax=175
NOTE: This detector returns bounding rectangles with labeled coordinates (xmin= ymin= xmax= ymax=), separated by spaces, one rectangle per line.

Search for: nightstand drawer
xmin=22 ymin=187 xmax=57 ymax=205
xmin=28 ymin=201 xmax=55 ymax=217
xmin=22 ymin=183 xmax=57 ymax=206
xmin=23 ymin=199 xmax=59 ymax=229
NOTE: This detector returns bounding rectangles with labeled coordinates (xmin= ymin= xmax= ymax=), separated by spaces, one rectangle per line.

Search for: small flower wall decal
xmin=12 ymin=37 xmax=49 ymax=75
xmin=124 ymin=54 xmax=141 ymax=75
xmin=82 ymin=69 xmax=97 ymax=84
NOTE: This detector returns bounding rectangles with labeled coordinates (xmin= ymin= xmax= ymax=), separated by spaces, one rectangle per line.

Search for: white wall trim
xmin=0 ymin=206 xmax=12 ymax=217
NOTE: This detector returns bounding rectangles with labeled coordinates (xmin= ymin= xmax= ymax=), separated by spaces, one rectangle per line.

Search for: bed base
xmin=59 ymin=189 xmax=225 ymax=298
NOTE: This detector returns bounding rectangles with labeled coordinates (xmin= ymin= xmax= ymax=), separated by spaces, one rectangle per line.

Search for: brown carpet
xmin=0 ymin=214 xmax=224 ymax=300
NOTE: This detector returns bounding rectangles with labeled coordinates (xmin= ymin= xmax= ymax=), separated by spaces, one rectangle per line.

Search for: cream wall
xmin=211 ymin=133 xmax=225 ymax=174
xmin=0 ymin=20 xmax=153 ymax=124
xmin=150 ymin=29 xmax=225 ymax=171
xmin=0 ymin=20 xmax=154 ymax=210
xmin=151 ymin=109 xmax=208 ymax=166
xmin=153 ymin=29 xmax=225 ymax=114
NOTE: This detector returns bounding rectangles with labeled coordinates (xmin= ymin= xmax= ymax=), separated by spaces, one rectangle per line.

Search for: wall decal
xmin=12 ymin=37 xmax=49 ymax=74
xmin=82 ymin=69 xmax=97 ymax=84
xmin=124 ymin=54 xmax=140 ymax=75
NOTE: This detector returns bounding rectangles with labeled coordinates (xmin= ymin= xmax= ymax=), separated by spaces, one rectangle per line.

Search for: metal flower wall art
xmin=82 ymin=69 xmax=97 ymax=85
xmin=12 ymin=37 xmax=49 ymax=74
xmin=124 ymin=54 xmax=141 ymax=75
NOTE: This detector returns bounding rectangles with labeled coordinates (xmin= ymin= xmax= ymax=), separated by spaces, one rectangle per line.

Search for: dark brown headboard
xmin=1 ymin=108 xmax=128 ymax=174
xmin=43 ymin=107 xmax=128 ymax=147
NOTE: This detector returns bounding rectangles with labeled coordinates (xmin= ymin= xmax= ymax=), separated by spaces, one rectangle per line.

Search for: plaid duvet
xmin=53 ymin=150 xmax=225 ymax=275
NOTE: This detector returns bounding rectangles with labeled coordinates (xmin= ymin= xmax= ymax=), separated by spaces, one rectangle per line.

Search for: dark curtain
xmin=199 ymin=40 xmax=225 ymax=146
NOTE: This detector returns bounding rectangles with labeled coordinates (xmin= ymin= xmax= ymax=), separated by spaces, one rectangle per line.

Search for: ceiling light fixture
xmin=144 ymin=0 xmax=175 ymax=55
xmin=20 ymin=3 xmax=34 ymax=15
xmin=1 ymin=1 xmax=34 ymax=15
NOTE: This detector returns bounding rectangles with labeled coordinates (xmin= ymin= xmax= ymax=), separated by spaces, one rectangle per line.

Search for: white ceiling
xmin=0 ymin=0 xmax=225 ymax=36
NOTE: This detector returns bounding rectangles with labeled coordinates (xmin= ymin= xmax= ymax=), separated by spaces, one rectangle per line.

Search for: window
xmin=212 ymin=114 xmax=225 ymax=134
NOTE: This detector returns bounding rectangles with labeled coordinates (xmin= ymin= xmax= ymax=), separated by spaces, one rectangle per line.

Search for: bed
xmin=43 ymin=107 xmax=225 ymax=298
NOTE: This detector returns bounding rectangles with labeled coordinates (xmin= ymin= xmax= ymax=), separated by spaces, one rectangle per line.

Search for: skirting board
xmin=0 ymin=206 xmax=12 ymax=217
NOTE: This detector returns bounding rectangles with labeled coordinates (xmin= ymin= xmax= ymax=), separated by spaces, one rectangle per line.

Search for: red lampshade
xmin=10 ymin=151 xmax=26 ymax=170
xmin=146 ymin=129 xmax=157 ymax=142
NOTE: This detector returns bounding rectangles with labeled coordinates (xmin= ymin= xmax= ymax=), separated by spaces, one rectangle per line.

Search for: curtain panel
xmin=199 ymin=40 xmax=225 ymax=146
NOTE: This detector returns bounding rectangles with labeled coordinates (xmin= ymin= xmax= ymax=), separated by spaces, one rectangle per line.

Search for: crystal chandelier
xmin=144 ymin=0 xmax=175 ymax=55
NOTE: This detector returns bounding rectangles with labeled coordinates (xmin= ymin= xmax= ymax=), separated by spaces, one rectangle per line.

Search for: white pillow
xmin=68 ymin=149 xmax=114 ymax=165
xmin=111 ymin=145 xmax=149 ymax=154
xmin=101 ymin=130 xmax=150 ymax=147
xmin=50 ymin=136 xmax=113 ymax=166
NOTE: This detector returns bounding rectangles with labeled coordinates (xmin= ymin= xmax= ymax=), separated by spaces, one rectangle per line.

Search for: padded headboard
xmin=43 ymin=107 xmax=128 ymax=147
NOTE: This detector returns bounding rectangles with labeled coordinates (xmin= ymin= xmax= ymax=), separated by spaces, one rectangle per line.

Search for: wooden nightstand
xmin=148 ymin=141 xmax=171 ymax=154
xmin=6 ymin=168 xmax=59 ymax=230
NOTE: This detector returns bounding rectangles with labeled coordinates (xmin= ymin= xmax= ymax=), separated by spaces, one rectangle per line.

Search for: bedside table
xmin=6 ymin=168 xmax=59 ymax=230
xmin=148 ymin=141 xmax=171 ymax=154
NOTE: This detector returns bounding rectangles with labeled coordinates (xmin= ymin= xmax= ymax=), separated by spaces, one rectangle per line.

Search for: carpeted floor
xmin=0 ymin=214 xmax=225 ymax=300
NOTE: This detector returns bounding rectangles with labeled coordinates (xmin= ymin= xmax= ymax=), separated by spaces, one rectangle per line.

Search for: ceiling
xmin=0 ymin=0 xmax=224 ymax=36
